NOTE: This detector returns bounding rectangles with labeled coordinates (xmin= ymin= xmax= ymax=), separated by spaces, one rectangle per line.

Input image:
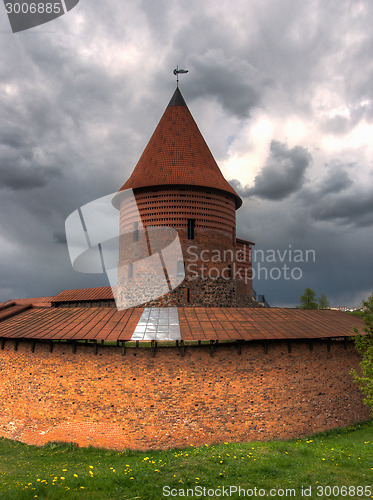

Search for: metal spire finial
xmin=173 ymin=65 xmax=189 ymax=87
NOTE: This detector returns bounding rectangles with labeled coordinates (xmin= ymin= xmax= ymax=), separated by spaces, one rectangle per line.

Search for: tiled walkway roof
xmin=117 ymin=88 xmax=242 ymax=208
xmin=0 ymin=305 xmax=142 ymax=342
xmin=14 ymin=297 xmax=55 ymax=307
xmin=0 ymin=303 xmax=363 ymax=343
xmin=52 ymin=286 xmax=114 ymax=303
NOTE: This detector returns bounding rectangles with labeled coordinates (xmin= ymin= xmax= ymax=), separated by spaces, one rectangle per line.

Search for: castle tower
xmin=114 ymin=87 xmax=254 ymax=307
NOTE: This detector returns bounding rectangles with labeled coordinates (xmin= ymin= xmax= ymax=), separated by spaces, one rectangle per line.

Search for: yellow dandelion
xmin=73 ymin=474 xmax=78 ymax=478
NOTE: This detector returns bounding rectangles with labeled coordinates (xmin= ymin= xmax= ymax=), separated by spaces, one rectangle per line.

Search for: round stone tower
xmin=114 ymin=87 xmax=254 ymax=308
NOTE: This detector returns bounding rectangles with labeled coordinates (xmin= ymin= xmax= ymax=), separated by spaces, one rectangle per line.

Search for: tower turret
xmin=114 ymin=87 xmax=254 ymax=307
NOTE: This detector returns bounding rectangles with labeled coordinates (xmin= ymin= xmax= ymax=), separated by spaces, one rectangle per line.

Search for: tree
xmin=351 ymin=292 xmax=373 ymax=411
xmin=299 ymin=288 xmax=318 ymax=309
xmin=318 ymin=293 xmax=330 ymax=310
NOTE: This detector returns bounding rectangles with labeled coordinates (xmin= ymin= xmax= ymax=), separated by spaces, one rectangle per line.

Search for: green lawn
xmin=0 ymin=420 xmax=372 ymax=499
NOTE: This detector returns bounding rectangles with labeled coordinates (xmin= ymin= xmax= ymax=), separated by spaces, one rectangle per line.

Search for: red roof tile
xmin=52 ymin=286 xmax=114 ymax=303
xmin=14 ymin=296 xmax=54 ymax=307
xmin=0 ymin=300 xmax=15 ymax=310
xmin=116 ymin=88 xmax=242 ymax=208
xmin=0 ymin=303 xmax=32 ymax=322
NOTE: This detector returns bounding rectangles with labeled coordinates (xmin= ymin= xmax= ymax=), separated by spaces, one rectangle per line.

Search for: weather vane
xmin=173 ymin=66 xmax=188 ymax=87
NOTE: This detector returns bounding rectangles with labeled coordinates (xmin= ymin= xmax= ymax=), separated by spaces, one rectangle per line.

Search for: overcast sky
xmin=1 ymin=0 xmax=372 ymax=307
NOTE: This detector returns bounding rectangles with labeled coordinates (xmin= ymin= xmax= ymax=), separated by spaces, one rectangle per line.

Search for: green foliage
xmin=298 ymin=288 xmax=330 ymax=310
xmin=299 ymin=288 xmax=318 ymax=309
xmin=352 ymin=292 xmax=373 ymax=411
xmin=318 ymin=293 xmax=330 ymax=310
xmin=347 ymin=310 xmax=364 ymax=318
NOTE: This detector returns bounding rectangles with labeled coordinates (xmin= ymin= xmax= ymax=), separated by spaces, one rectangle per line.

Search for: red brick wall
xmin=0 ymin=339 xmax=369 ymax=451
xmin=119 ymin=186 xmax=237 ymax=235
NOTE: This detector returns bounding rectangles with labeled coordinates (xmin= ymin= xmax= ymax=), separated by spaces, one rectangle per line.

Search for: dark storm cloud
xmin=231 ymin=140 xmax=312 ymax=200
xmin=186 ymin=54 xmax=263 ymax=118
xmin=310 ymin=189 xmax=373 ymax=227
xmin=299 ymin=162 xmax=373 ymax=228
xmin=0 ymin=0 xmax=373 ymax=309
xmin=317 ymin=163 xmax=354 ymax=195
xmin=0 ymin=151 xmax=61 ymax=190
xmin=53 ymin=231 xmax=67 ymax=244
xmin=0 ymin=163 xmax=60 ymax=190
xmin=235 ymin=192 xmax=373 ymax=307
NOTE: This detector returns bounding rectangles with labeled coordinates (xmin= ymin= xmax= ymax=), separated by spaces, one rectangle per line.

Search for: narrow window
xmin=187 ymin=218 xmax=195 ymax=240
xmin=128 ymin=263 xmax=133 ymax=279
xmin=177 ymin=260 xmax=185 ymax=277
xmin=187 ymin=288 xmax=190 ymax=303
xmin=133 ymin=222 xmax=139 ymax=242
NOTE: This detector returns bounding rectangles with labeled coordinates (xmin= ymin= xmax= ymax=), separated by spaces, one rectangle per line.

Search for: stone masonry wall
xmin=0 ymin=339 xmax=370 ymax=451
xmin=117 ymin=226 xmax=255 ymax=308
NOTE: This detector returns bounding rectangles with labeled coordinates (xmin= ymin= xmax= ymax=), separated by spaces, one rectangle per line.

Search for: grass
xmin=0 ymin=420 xmax=372 ymax=499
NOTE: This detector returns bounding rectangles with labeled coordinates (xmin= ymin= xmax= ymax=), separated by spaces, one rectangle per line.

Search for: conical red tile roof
xmin=118 ymin=88 xmax=242 ymax=208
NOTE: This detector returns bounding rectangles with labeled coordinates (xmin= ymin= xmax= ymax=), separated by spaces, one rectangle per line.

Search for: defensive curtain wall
xmin=0 ymin=337 xmax=370 ymax=450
